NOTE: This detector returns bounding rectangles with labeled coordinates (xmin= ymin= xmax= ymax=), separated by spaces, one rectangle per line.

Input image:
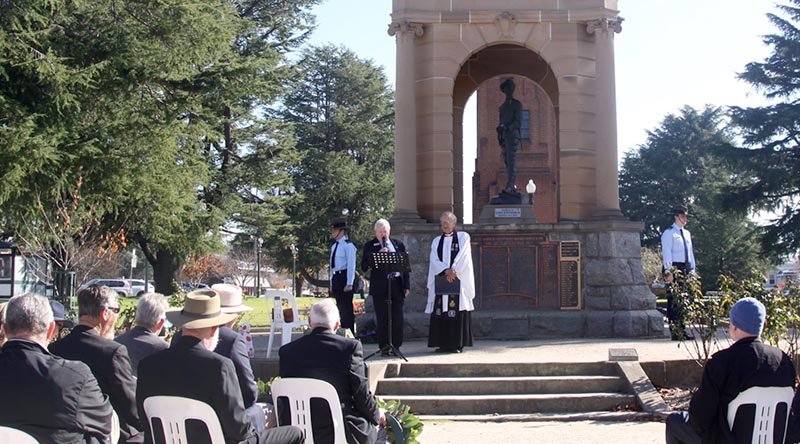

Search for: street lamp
xmin=289 ymin=244 xmax=298 ymax=297
xmin=526 ymin=179 xmax=537 ymax=205
xmin=256 ymin=237 xmax=263 ymax=297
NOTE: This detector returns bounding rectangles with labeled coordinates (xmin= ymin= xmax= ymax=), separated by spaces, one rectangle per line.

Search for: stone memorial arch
xmin=385 ymin=0 xmax=663 ymax=338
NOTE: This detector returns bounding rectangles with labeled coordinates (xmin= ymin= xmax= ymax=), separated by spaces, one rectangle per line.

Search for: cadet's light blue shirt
xmin=330 ymin=236 xmax=357 ymax=286
xmin=661 ymin=223 xmax=696 ymax=272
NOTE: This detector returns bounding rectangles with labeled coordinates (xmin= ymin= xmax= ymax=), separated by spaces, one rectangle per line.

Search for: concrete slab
xmin=418 ymin=419 xmax=665 ymax=444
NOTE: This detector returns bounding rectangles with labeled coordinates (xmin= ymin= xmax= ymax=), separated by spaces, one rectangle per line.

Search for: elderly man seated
xmin=172 ymin=284 xmax=267 ymax=430
xmin=279 ymin=298 xmax=385 ymax=444
xmin=115 ymin=293 xmax=169 ymax=376
xmin=50 ymin=284 xmax=143 ymax=444
xmin=136 ymin=290 xmax=303 ymax=444
xmin=0 ymin=293 xmax=112 ymax=443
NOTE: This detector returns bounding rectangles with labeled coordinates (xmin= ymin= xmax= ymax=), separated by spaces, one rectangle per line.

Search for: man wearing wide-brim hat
xmin=329 ymin=220 xmax=358 ymax=334
xmin=137 ymin=290 xmax=303 ymax=444
xmin=661 ymin=205 xmax=696 ymax=340
xmin=171 ymin=284 xmax=267 ymax=432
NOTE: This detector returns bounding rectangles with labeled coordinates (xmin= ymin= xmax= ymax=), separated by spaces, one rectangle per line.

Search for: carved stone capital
xmin=495 ymin=11 xmax=517 ymax=39
xmin=388 ymin=21 xmax=424 ymax=38
xmin=586 ymin=17 xmax=624 ymax=35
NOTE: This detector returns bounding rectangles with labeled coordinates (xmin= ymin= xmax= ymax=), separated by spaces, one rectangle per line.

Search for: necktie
xmin=680 ymin=229 xmax=688 ymax=264
xmin=331 ymin=241 xmax=338 ymax=269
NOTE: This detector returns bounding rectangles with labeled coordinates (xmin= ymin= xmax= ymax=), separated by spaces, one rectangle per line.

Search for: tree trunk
xmin=300 ymin=268 xmax=328 ymax=288
xmin=152 ymin=250 xmax=182 ymax=295
xmin=295 ymin=274 xmax=305 ymax=298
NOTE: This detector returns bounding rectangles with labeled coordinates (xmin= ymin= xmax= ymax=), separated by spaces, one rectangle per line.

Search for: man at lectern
xmin=361 ymin=218 xmax=410 ymax=356
xmin=425 ymin=211 xmax=475 ymax=353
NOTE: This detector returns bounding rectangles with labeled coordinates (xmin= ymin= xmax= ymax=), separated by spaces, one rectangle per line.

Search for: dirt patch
xmin=658 ymin=385 xmax=696 ymax=411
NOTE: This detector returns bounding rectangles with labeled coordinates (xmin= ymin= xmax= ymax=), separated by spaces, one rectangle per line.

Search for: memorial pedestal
xmin=359 ymin=219 xmax=665 ymax=339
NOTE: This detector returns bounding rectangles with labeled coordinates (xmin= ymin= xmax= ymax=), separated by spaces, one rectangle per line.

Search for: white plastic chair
xmin=726 ymin=385 xmax=794 ymax=444
xmin=142 ymin=396 xmax=226 ymax=444
xmin=0 ymin=426 xmax=39 ymax=443
xmin=266 ymin=291 xmax=309 ymax=358
xmin=271 ymin=378 xmax=348 ymax=444
xmin=111 ymin=409 xmax=120 ymax=444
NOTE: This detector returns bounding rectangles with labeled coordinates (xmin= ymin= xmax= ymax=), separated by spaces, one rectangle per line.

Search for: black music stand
xmin=365 ymin=251 xmax=411 ymax=362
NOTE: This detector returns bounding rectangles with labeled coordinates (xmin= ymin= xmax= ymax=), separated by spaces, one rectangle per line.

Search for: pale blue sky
xmin=307 ymin=0 xmax=778 ymax=221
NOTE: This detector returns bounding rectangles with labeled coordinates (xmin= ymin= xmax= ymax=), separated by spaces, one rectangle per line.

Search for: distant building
xmin=766 ymin=258 xmax=799 ymax=289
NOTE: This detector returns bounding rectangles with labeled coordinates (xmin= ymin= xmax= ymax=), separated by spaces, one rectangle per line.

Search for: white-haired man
xmin=361 ymin=218 xmax=410 ymax=356
xmin=0 ymin=293 xmax=112 ymax=443
xmin=425 ymin=211 xmax=475 ymax=353
xmin=279 ymin=299 xmax=384 ymax=444
xmin=115 ymin=293 xmax=169 ymax=376
xmin=137 ymin=290 xmax=303 ymax=444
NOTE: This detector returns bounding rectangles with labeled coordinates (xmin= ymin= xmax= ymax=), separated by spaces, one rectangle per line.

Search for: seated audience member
xmin=50 ymin=299 xmax=75 ymax=342
xmin=0 ymin=293 xmax=112 ymax=443
xmin=171 ymin=284 xmax=266 ymax=430
xmin=0 ymin=301 xmax=7 ymax=349
xmin=115 ymin=293 xmax=169 ymax=376
xmin=665 ymin=297 xmax=796 ymax=444
xmin=50 ymin=285 xmax=143 ymax=444
xmin=279 ymin=298 xmax=385 ymax=444
xmin=137 ymin=290 xmax=303 ymax=444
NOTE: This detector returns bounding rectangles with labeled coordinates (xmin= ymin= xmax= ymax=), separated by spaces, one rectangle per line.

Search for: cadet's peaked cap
xmin=330 ymin=221 xmax=348 ymax=230
xmin=669 ymin=205 xmax=690 ymax=217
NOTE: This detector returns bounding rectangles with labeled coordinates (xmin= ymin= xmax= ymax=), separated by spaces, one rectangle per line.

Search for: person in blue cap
xmin=665 ymin=297 xmax=796 ymax=444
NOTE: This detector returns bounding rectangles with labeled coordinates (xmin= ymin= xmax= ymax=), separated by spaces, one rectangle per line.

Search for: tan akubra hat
xmin=211 ymin=283 xmax=253 ymax=314
xmin=166 ymin=290 xmax=238 ymax=329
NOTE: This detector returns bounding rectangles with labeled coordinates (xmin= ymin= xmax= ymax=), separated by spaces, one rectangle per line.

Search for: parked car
xmin=126 ymin=279 xmax=155 ymax=297
xmin=181 ymin=282 xmax=210 ymax=292
xmin=78 ymin=279 xmax=133 ymax=297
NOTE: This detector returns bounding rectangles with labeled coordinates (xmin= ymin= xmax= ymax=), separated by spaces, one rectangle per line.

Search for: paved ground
xmin=418 ymin=419 xmax=665 ymax=444
xmin=253 ymin=334 xmax=712 ymax=443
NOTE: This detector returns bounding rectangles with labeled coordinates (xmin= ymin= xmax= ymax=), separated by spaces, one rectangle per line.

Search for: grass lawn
xmin=118 ymin=295 xmax=322 ymax=329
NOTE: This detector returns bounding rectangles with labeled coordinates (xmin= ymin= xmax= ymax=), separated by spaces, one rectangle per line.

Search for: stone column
xmin=587 ymin=17 xmax=624 ymax=219
xmin=389 ymin=21 xmax=424 ymax=221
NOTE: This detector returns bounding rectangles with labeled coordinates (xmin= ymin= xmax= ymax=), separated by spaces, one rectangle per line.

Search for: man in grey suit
xmin=280 ymin=299 xmax=385 ymax=444
xmin=115 ymin=293 xmax=169 ymax=376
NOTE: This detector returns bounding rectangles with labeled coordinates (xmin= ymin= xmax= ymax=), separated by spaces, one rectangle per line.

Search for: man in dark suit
xmin=279 ymin=299 xmax=385 ymax=444
xmin=361 ymin=218 xmax=410 ymax=356
xmin=50 ymin=285 xmax=143 ymax=444
xmin=137 ymin=290 xmax=302 ymax=444
xmin=115 ymin=293 xmax=169 ymax=376
xmin=0 ymin=293 xmax=112 ymax=444
xmin=171 ymin=284 xmax=266 ymax=431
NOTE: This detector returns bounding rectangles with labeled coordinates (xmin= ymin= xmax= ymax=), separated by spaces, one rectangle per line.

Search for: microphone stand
xmin=365 ymin=246 xmax=410 ymax=362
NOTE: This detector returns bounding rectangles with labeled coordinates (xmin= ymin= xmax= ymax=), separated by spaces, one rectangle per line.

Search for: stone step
xmin=381 ymin=393 xmax=637 ymax=415
xmin=376 ymin=375 xmax=626 ymax=396
xmin=391 ymin=362 xmax=619 ymax=378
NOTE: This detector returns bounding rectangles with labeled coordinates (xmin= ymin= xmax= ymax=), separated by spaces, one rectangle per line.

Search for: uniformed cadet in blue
xmin=329 ymin=220 xmax=358 ymax=334
xmin=661 ymin=205 xmax=696 ymax=340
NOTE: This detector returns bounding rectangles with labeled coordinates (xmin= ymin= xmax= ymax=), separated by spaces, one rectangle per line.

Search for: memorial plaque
xmin=559 ymin=261 xmax=580 ymax=309
xmin=561 ymin=241 xmax=580 ymax=259
xmin=471 ymin=234 xmax=556 ymax=310
xmin=558 ymin=241 xmax=581 ymax=310
xmin=494 ymin=207 xmax=522 ymax=218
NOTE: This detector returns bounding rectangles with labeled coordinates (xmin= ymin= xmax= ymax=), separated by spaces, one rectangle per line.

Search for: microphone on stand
xmin=381 ymin=236 xmax=388 ymax=249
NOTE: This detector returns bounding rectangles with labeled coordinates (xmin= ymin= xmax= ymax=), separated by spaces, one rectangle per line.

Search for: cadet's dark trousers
xmin=666 ymin=262 xmax=691 ymax=336
xmin=332 ymin=272 xmax=355 ymax=332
